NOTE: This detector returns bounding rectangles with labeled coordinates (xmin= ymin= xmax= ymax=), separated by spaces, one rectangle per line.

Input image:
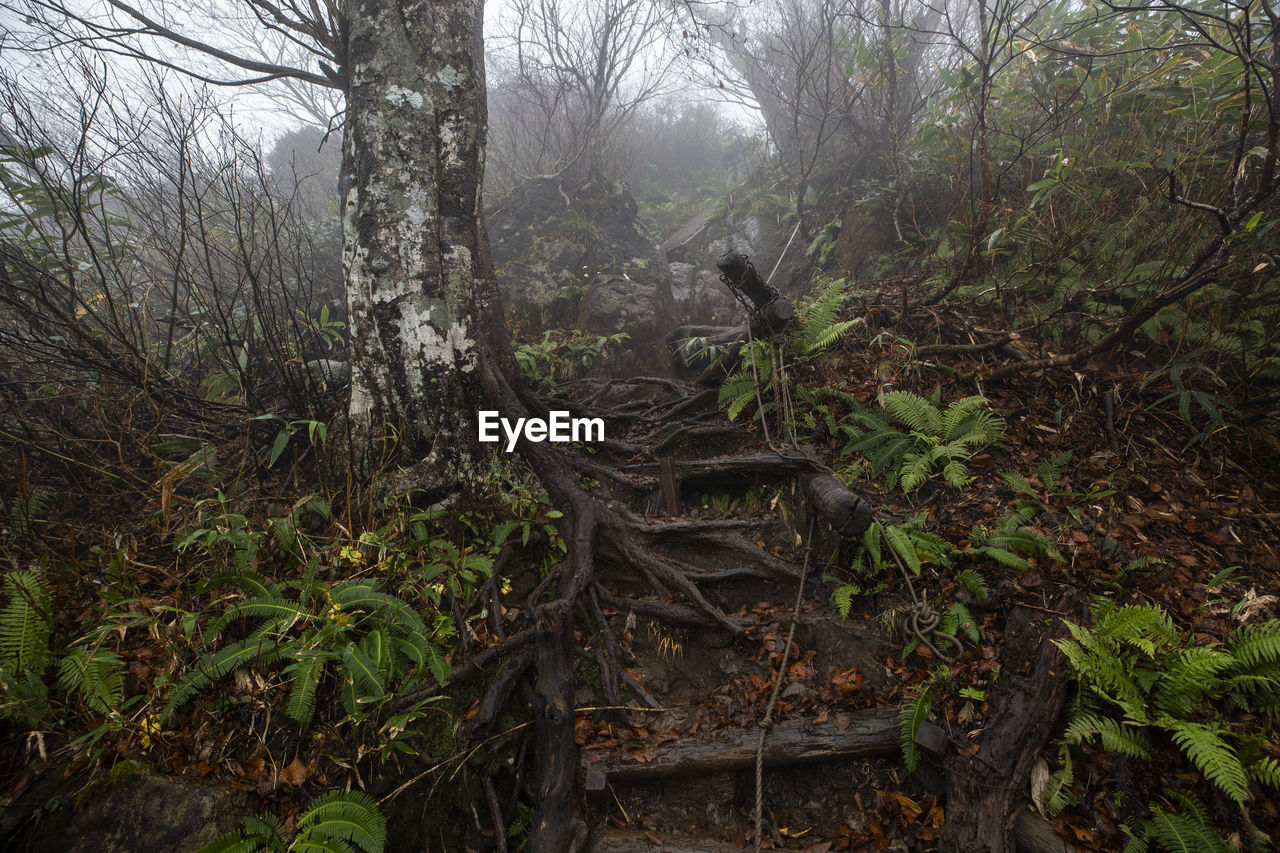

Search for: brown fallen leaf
xmin=280 ymin=756 xmax=309 ymax=787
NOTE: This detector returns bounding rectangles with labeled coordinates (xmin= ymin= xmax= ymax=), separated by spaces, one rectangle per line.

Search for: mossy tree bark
xmin=342 ymin=0 xmax=507 ymax=484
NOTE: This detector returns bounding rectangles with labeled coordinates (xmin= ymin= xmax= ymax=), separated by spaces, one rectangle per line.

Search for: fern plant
xmin=718 ymin=279 xmax=859 ymax=425
xmin=1048 ymin=601 xmax=1280 ymax=815
xmin=200 ymin=789 xmax=387 ymax=853
xmin=0 ymin=569 xmax=52 ymax=723
xmin=962 ymin=501 xmax=1063 ymax=570
xmin=899 ymin=681 xmax=932 ymax=772
xmin=792 ymin=279 xmax=858 ymax=357
xmin=829 ymin=514 xmax=950 ymax=617
xmin=167 ymin=569 xmax=453 ymax=726
xmin=843 ymin=391 xmax=1005 ymax=491
xmin=1145 ymin=796 xmax=1233 ymax=853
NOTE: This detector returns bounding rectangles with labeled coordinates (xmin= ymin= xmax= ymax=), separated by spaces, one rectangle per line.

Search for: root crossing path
xmin=399 ymin=375 xmax=1078 ymax=853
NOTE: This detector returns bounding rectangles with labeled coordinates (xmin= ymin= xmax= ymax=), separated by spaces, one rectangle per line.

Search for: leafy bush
xmin=718 ymin=279 xmax=859 ymax=423
xmin=515 ymin=329 xmax=628 ymax=383
xmin=829 ymin=514 xmax=950 ymax=618
xmin=963 ymin=501 xmax=1062 ymax=570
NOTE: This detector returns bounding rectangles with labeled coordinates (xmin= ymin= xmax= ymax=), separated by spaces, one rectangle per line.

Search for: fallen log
xmin=666 ymin=324 xmax=746 ymax=381
xmin=1013 ymin=809 xmax=1084 ymax=853
xmin=801 ymin=473 xmax=874 ymax=538
xmin=585 ymin=707 xmax=946 ymax=784
xmin=941 ymin=586 xmax=1087 ymax=853
xmin=623 ymin=452 xmax=816 ymax=484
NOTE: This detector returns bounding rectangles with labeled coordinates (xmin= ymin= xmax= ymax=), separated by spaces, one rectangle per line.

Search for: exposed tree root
xmin=468 ymin=342 xmax=853 ymax=851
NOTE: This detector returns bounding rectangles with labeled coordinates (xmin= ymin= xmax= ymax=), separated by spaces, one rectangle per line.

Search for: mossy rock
xmin=12 ymin=761 xmax=250 ymax=853
xmin=831 ymin=198 xmax=897 ymax=278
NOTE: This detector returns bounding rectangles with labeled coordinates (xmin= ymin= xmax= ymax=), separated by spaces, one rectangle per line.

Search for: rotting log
xmin=585 ymin=708 xmax=945 ymax=783
xmin=941 ymin=586 xmax=1087 ymax=853
xmin=1013 ymin=810 xmax=1083 ymax=853
xmin=801 ymin=473 xmax=874 ymax=538
xmin=529 ymin=599 xmax=583 ymax=852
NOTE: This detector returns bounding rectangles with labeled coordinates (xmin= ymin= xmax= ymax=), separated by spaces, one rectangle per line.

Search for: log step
xmin=585 ymin=707 xmax=946 ymax=785
xmin=594 ymin=829 xmax=743 ymax=852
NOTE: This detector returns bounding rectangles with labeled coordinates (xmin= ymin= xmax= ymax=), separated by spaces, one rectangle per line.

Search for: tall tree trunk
xmin=342 ymin=0 xmax=502 ymax=483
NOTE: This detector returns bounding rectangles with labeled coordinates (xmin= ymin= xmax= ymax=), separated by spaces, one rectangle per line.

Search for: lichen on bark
xmin=341 ymin=0 xmax=497 ymax=489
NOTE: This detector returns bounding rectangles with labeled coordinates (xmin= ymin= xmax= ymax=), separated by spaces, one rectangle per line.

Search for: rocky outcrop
xmin=661 ymin=210 xmax=782 ymax=326
xmin=489 ymin=179 xmax=676 ymax=372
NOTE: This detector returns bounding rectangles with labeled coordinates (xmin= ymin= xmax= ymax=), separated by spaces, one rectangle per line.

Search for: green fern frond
xmin=1061 ymin=711 xmax=1152 ymax=758
xmin=897 ymin=450 xmax=936 ymax=491
xmin=718 ymin=373 xmax=758 ymax=422
xmin=973 ymin=546 xmax=1032 ymax=570
xmin=1248 ymin=755 xmax=1280 ymax=789
xmin=0 ymin=570 xmax=52 ymax=674
xmin=359 ymin=629 xmax=392 ymax=681
xmin=880 ymin=390 xmax=943 ymax=435
xmin=197 ymin=568 xmax=280 ymax=599
xmin=1164 ymin=719 xmax=1249 ymax=805
xmin=999 ymin=469 xmax=1036 ymax=495
xmin=794 ymin=280 xmax=852 ymax=356
xmin=288 ymin=833 xmax=353 ymax=852
xmin=1227 ymin=620 xmax=1280 ymax=669
xmin=329 ymin=583 xmax=401 ymax=612
xmin=423 ymin=642 xmax=450 ymax=687
xmin=1044 ymin=760 xmax=1075 ymax=816
xmin=899 ymin=683 xmax=931 ymax=772
xmin=199 ymin=811 xmax=287 ymax=851
xmin=1154 ymin=647 xmax=1231 ymax=718
xmin=832 ymin=585 xmax=855 ymax=619
xmin=955 ymin=569 xmax=990 ymax=602
xmin=805 ymin=319 xmax=858 ymax=355
xmin=208 ymin=597 xmax=311 ymax=638
xmin=58 ymin=646 xmax=124 ymax=715
xmin=168 ymin=636 xmax=283 ymax=712
xmin=242 ymin=812 xmax=287 ymax=846
xmin=1148 ymin=801 xmax=1231 ymax=853
xmin=341 ymin=642 xmax=385 ymax=702
xmin=941 ymin=459 xmax=973 ymax=488
xmin=1036 ymin=451 xmax=1073 ymax=491
xmin=284 ymin=650 xmax=329 ymax=725
xmin=883 ymin=524 xmax=922 ymax=574
xmin=948 ymin=601 xmax=980 ymax=644
xmin=297 ymin=790 xmax=387 ymax=853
